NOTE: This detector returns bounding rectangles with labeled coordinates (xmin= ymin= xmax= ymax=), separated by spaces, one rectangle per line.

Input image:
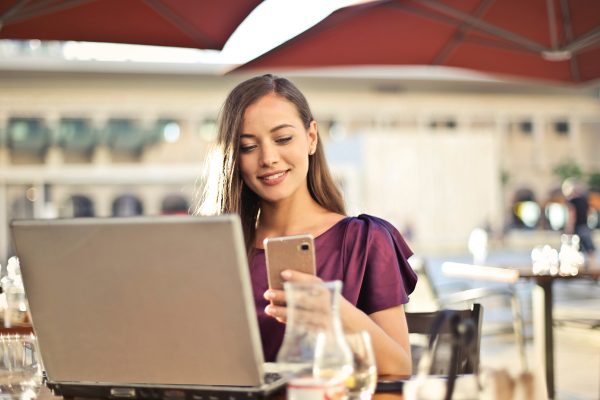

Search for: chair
xmin=406 ymin=256 xmax=527 ymax=370
xmin=406 ymin=303 xmax=483 ymax=375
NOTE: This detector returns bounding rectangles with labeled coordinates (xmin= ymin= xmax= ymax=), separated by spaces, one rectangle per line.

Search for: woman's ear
xmin=308 ymin=120 xmax=318 ymax=155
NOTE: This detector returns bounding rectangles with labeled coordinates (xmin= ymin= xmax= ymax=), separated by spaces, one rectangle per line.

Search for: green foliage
xmin=588 ymin=171 xmax=600 ymax=193
xmin=552 ymin=160 xmax=583 ymax=182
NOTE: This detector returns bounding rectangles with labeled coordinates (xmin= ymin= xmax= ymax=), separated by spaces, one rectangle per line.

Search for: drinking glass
xmin=0 ymin=334 xmax=43 ymax=400
xmin=344 ymin=331 xmax=377 ymax=400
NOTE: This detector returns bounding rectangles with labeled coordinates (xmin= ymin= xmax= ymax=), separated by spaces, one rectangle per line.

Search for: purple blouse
xmin=249 ymin=214 xmax=418 ymax=361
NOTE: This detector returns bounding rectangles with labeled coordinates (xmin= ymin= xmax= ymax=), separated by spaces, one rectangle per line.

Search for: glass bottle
xmin=1 ymin=257 xmax=28 ymax=328
xmin=277 ymin=280 xmax=353 ymax=384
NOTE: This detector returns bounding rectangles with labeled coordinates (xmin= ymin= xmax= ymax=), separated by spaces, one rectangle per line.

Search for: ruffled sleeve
xmin=340 ymin=214 xmax=417 ymax=315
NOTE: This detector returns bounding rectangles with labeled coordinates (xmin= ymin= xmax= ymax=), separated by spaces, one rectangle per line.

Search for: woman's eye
xmin=275 ymin=136 xmax=292 ymax=144
xmin=240 ymin=144 xmax=257 ymax=153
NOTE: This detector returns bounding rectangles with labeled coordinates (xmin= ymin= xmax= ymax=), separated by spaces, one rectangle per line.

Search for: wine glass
xmin=344 ymin=331 xmax=377 ymax=400
xmin=0 ymin=334 xmax=43 ymax=400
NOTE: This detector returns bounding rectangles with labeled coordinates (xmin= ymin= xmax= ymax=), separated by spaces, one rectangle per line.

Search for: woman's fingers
xmin=263 ymin=289 xmax=286 ymax=305
xmin=265 ymin=304 xmax=287 ymax=323
xmin=281 ymin=269 xmax=322 ymax=283
xmin=264 ymin=272 xmax=325 ymax=324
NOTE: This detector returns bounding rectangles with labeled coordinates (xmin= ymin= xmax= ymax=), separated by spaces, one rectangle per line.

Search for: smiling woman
xmin=197 ymin=74 xmax=417 ymax=376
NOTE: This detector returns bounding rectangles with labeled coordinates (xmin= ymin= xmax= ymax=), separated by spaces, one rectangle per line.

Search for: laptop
xmin=10 ymin=215 xmax=289 ymax=400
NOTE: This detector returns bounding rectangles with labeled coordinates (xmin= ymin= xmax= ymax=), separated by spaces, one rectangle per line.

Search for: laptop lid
xmin=10 ymin=215 xmax=266 ymax=388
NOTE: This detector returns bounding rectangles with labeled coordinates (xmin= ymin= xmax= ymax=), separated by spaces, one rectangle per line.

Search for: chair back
xmin=406 ymin=303 xmax=483 ymax=374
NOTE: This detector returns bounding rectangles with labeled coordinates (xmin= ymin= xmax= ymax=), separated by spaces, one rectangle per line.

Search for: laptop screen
xmin=11 ymin=215 xmax=266 ymax=387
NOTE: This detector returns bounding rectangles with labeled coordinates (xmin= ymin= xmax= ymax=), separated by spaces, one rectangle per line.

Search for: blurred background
xmin=1 ymin=40 xmax=599 ymax=261
xmin=1 ymin=1 xmax=600 ymax=397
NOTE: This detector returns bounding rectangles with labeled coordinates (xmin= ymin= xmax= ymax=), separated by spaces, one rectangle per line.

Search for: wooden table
xmin=443 ymin=262 xmax=600 ymax=399
xmin=0 ymin=321 xmax=34 ymax=335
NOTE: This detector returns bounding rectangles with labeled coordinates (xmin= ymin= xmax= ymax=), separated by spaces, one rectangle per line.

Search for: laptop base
xmin=48 ymin=381 xmax=286 ymax=400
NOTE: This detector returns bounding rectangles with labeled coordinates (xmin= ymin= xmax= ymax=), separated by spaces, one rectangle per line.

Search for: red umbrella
xmin=234 ymin=0 xmax=600 ymax=83
xmin=0 ymin=0 xmax=262 ymax=50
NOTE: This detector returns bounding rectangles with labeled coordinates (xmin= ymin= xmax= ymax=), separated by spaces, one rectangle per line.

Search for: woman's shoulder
xmin=343 ymin=214 xmax=400 ymax=235
xmin=341 ymin=214 xmax=412 ymax=255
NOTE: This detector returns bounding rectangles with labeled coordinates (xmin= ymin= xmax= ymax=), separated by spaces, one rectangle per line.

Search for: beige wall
xmin=1 ymin=71 xmax=599 ymax=260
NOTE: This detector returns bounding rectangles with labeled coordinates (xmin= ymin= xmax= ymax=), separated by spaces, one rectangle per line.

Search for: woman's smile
xmin=259 ymin=170 xmax=289 ymax=186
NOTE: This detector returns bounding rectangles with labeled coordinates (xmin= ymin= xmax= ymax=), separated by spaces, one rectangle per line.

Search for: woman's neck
xmin=260 ymin=199 xmax=324 ymax=234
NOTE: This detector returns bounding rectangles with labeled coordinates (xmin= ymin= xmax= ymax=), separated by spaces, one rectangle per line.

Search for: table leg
xmin=532 ymin=279 xmax=554 ymax=399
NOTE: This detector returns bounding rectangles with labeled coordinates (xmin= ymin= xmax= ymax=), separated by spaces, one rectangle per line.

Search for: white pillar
xmin=90 ymin=114 xmax=111 ymax=165
xmin=95 ymin=187 xmax=113 ymax=217
xmin=44 ymin=111 xmax=64 ymax=165
xmin=416 ymin=113 xmax=432 ymax=134
xmin=32 ymin=181 xmax=45 ymax=219
xmin=0 ymin=111 xmax=11 ymax=166
xmin=495 ymin=115 xmax=511 ymax=232
xmin=532 ymin=115 xmax=546 ymax=171
xmin=568 ymin=116 xmax=583 ymax=166
xmin=0 ymin=184 xmax=8 ymax=264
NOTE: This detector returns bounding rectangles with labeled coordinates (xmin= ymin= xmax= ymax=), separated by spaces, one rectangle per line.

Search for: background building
xmin=1 ymin=42 xmax=599 ymax=262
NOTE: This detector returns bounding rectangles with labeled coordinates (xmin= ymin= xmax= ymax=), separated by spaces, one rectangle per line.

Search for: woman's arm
xmin=339 ymin=299 xmax=411 ymax=375
xmin=264 ymin=269 xmax=412 ymax=375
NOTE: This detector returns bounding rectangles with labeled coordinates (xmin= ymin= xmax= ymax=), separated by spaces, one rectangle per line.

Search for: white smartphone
xmin=264 ymin=234 xmax=317 ymax=303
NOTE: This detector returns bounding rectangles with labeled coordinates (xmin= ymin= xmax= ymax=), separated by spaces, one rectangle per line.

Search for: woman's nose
xmin=259 ymin=144 xmax=279 ymax=167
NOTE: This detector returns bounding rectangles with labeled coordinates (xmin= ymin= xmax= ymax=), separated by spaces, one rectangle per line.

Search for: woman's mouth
xmin=259 ymin=170 xmax=288 ymax=186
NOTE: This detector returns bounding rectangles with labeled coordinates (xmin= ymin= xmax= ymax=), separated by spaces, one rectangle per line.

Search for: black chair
xmin=406 ymin=303 xmax=483 ymax=375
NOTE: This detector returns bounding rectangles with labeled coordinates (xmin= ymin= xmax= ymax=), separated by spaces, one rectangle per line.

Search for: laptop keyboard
xmin=264 ymin=372 xmax=283 ymax=384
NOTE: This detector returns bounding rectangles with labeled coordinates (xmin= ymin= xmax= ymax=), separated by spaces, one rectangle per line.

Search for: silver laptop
xmin=10 ymin=215 xmax=288 ymax=399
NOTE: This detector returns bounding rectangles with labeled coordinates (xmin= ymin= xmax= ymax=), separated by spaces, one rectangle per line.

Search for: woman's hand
xmin=263 ymin=269 xmax=322 ymax=323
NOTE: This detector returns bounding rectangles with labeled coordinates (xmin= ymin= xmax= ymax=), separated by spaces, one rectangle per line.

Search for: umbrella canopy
xmin=0 ymin=0 xmax=262 ymax=50
xmin=234 ymin=0 xmax=600 ymax=83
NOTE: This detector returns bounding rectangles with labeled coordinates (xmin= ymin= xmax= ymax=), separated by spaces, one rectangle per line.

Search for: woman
xmin=199 ymin=74 xmax=417 ymax=375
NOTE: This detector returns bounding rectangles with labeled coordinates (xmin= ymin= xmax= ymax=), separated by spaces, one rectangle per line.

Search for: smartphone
xmin=264 ymin=234 xmax=317 ymax=297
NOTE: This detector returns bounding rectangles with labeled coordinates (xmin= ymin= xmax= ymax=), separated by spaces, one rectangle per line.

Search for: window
xmin=59 ymin=118 xmax=96 ymax=153
xmin=152 ymin=119 xmax=181 ymax=144
xmin=61 ymin=195 xmax=95 ymax=218
xmin=112 ymin=194 xmax=144 ymax=217
xmin=554 ymin=121 xmax=569 ymax=136
xmin=7 ymin=117 xmax=49 ymax=154
xmin=105 ymin=119 xmax=145 ymax=154
xmin=161 ymin=194 xmax=189 ymax=215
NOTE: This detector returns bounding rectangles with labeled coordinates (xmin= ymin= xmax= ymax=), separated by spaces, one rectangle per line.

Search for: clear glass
xmin=277 ymin=280 xmax=353 ymax=384
xmin=531 ymin=244 xmax=559 ymax=275
xmin=558 ymin=234 xmax=583 ymax=275
xmin=0 ymin=334 xmax=43 ymax=400
xmin=1 ymin=257 xmax=29 ymax=329
xmin=344 ymin=331 xmax=377 ymax=400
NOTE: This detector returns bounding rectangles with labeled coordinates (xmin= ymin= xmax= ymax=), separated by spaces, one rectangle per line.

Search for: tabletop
xmin=36 ymin=384 xmax=405 ymax=400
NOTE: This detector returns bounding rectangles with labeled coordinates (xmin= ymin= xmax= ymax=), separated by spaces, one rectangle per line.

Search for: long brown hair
xmin=197 ymin=74 xmax=345 ymax=251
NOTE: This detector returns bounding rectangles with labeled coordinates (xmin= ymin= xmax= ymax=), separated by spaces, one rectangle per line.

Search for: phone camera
xmin=299 ymin=243 xmax=310 ymax=251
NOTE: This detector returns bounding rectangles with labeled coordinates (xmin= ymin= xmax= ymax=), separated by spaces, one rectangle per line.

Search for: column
xmin=532 ymin=115 xmax=546 ymax=171
xmin=0 ymin=184 xmax=7 ymax=264
xmin=43 ymin=111 xmax=64 ymax=165
xmin=568 ymin=116 xmax=583 ymax=165
xmin=495 ymin=115 xmax=511 ymax=234
xmin=91 ymin=113 xmax=111 ymax=165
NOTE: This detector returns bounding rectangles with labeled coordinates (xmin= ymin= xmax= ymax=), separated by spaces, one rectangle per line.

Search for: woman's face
xmin=239 ymin=92 xmax=317 ymax=205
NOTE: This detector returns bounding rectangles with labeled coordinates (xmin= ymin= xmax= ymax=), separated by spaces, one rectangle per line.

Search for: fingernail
xmin=264 ymin=290 xmax=275 ymax=300
xmin=281 ymin=270 xmax=292 ymax=279
xmin=264 ymin=305 xmax=273 ymax=315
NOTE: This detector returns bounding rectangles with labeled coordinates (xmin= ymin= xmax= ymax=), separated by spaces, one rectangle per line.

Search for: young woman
xmin=199 ymin=74 xmax=417 ymax=375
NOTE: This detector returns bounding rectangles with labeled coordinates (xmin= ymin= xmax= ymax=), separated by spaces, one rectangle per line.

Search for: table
xmin=36 ymin=385 xmax=405 ymax=400
xmin=442 ymin=263 xmax=600 ymax=399
xmin=0 ymin=322 xmax=34 ymax=335
xmin=517 ymin=270 xmax=600 ymax=400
